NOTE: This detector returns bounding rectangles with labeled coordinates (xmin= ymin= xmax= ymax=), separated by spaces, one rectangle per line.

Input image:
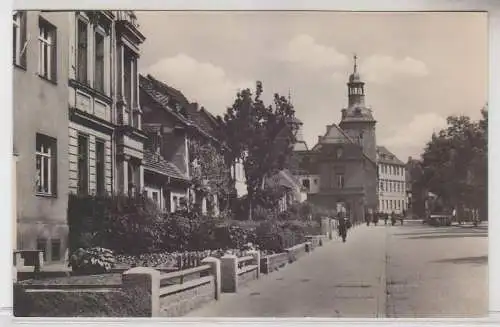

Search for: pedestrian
xmin=384 ymin=213 xmax=388 ymax=225
xmin=337 ymin=212 xmax=347 ymax=242
xmin=391 ymin=211 xmax=396 ymax=226
xmin=373 ymin=212 xmax=379 ymax=226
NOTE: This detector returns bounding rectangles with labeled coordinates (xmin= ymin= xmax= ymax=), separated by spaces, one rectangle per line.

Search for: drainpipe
xmin=110 ymin=14 xmax=116 ymax=193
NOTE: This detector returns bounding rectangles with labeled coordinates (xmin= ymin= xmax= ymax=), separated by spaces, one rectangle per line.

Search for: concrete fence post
xmin=122 ymin=267 xmax=161 ymax=317
xmin=260 ymin=256 xmax=270 ymax=274
xmin=201 ymin=257 xmax=221 ymax=300
xmin=248 ymin=250 xmax=261 ymax=279
xmin=220 ymin=254 xmax=238 ymax=293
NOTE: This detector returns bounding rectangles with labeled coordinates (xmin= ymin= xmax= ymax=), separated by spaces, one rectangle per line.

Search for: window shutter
xmin=51 ymin=28 xmax=57 ymax=81
xmin=51 ymin=138 xmax=58 ymax=196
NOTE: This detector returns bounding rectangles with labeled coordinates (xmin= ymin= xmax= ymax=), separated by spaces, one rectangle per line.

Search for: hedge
xmin=68 ymin=194 xmax=322 ymax=257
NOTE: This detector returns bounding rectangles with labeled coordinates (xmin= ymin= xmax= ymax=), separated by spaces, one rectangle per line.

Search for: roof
xmin=140 ymin=74 xmax=223 ymax=144
xmin=266 ymin=169 xmax=302 ymax=190
xmin=316 ymin=124 xmax=354 ymax=146
xmin=293 ymin=141 xmax=308 ymax=151
xmin=143 ymin=150 xmax=190 ymax=182
xmin=376 ymin=146 xmax=405 ymax=165
xmin=309 ymin=124 xmax=376 ymax=167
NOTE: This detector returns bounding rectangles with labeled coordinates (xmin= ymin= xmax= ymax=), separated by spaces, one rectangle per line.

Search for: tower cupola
xmin=347 ymin=54 xmax=366 ymax=107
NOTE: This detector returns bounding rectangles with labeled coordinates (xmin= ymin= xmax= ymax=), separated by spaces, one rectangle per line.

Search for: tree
xmin=220 ymin=81 xmax=299 ymax=220
xmin=419 ymin=106 xmax=487 ymax=216
xmin=188 ymin=137 xmax=235 ymax=216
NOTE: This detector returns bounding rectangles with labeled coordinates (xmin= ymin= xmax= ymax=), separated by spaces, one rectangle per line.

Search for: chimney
xmin=192 ymin=102 xmax=199 ymax=111
xmin=341 ymin=109 xmax=347 ymax=119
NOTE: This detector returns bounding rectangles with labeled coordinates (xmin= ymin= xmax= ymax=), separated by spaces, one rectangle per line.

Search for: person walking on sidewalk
xmin=337 ymin=212 xmax=348 ymax=243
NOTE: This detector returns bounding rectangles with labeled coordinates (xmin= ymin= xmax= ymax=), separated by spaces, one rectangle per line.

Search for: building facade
xmin=13 ymin=10 xmax=147 ymax=263
xmin=140 ymin=74 xmax=242 ymax=215
xmin=13 ymin=10 xmax=71 ymax=263
xmin=376 ymin=146 xmax=407 ymax=214
xmin=68 ymin=11 xmax=146 ymax=197
xmin=293 ymin=56 xmax=378 ymax=223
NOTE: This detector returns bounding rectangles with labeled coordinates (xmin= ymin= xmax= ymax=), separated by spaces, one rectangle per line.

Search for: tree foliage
xmin=419 ymin=105 xmax=487 ymax=214
xmin=220 ymin=81 xmax=300 ymax=219
xmin=188 ymin=137 xmax=235 ymax=214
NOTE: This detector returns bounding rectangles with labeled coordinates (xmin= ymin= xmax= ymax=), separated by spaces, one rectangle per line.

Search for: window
xmin=36 ymin=134 xmax=57 ymax=196
xmin=123 ymin=47 xmax=139 ymax=127
xmin=124 ymin=49 xmax=132 ymax=107
xmin=152 ymin=191 xmax=159 ymax=207
xmin=302 ymin=179 xmax=310 ymax=191
xmin=336 ymin=147 xmax=343 ymax=159
xmin=36 ymin=238 xmax=47 ymax=262
xmin=172 ymin=196 xmax=178 ymax=212
xmin=77 ymin=134 xmax=89 ymax=194
xmin=337 ymin=174 xmax=345 ymax=189
xmin=95 ymin=140 xmax=105 ymax=195
xmin=13 ymin=11 xmax=27 ymax=67
xmin=94 ymin=31 xmax=105 ymax=92
xmin=76 ymin=19 xmax=88 ymax=83
xmin=380 ymin=180 xmax=384 ymax=191
xmin=314 ymin=179 xmax=318 ymax=185
xmin=38 ymin=17 xmax=57 ymax=81
xmin=128 ymin=163 xmax=136 ymax=196
xmin=51 ymin=239 xmax=61 ymax=261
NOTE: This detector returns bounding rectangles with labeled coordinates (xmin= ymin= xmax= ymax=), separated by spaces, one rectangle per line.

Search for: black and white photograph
xmin=11 ymin=7 xmax=489 ymax=319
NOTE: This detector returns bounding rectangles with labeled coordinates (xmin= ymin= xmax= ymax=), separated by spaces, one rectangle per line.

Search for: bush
xmin=68 ymin=247 xmax=116 ymax=275
xmin=255 ymin=221 xmax=284 ymax=252
xmin=68 ymin=193 xmax=165 ymax=255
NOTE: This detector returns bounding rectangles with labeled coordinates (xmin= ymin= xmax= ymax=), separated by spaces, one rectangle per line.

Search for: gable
xmin=320 ymin=124 xmax=354 ymax=145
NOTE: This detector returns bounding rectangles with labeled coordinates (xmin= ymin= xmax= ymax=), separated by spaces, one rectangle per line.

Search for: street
xmin=186 ymin=221 xmax=488 ymax=318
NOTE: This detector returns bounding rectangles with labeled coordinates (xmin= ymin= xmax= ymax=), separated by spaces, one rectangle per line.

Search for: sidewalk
xmin=453 ymin=221 xmax=488 ymax=230
xmin=186 ymin=225 xmax=387 ymax=317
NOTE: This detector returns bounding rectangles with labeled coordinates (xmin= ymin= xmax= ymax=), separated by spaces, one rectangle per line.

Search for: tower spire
xmin=288 ymin=88 xmax=292 ymax=104
xmin=353 ymin=53 xmax=358 ymax=73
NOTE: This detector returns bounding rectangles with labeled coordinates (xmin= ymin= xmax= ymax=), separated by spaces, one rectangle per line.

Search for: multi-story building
xmin=140 ymin=74 xmax=243 ymax=215
xmin=13 ymin=10 xmax=146 ymax=263
xmin=376 ymin=146 xmax=407 ymax=214
xmin=293 ymin=56 xmax=378 ymax=222
xmin=13 ymin=10 xmax=71 ymax=263
xmin=68 ymin=11 xmax=146 ymax=197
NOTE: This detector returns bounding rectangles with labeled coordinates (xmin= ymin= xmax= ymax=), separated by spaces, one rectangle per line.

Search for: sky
xmin=136 ymin=11 xmax=488 ymax=161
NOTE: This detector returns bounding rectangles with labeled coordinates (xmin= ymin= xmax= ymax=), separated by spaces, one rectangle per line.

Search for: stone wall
xmin=159 ymin=277 xmax=216 ymax=317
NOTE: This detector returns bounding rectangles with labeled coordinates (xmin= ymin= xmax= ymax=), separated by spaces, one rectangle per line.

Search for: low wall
xmin=220 ymin=251 xmax=260 ymax=293
xmin=15 ymin=257 xmax=221 ymax=317
xmin=286 ymin=242 xmax=310 ymax=263
xmin=14 ymin=284 xmax=150 ymax=317
xmin=305 ymin=235 xmax=325 ymax=248
xmin=260 ymin=252 xmax=289 ymax=274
